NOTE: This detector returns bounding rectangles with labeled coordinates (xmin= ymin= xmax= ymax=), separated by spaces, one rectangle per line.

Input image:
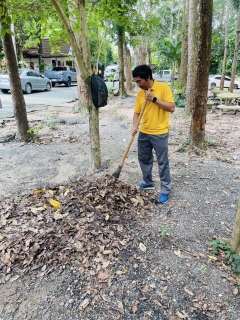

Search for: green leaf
xmin=208 ymin=255 xmax=217 ymax=261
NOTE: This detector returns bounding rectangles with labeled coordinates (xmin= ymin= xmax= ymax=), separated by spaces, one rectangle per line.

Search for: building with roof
xmin=22 ymin=39 xmax=74 ymax=71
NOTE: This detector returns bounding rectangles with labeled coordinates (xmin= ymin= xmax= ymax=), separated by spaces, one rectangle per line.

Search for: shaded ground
xmin=0 ymin=93 xmax=240 ymax=320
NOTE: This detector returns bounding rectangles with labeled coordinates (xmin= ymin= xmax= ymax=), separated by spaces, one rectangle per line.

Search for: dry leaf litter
xmin=0 ymin=94 xmax=240 ymax=320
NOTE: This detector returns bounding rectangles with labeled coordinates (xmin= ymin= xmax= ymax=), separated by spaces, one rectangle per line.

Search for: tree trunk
xmin=51 ymin=0 xmax=101 ymax=169
xmin=221 ymin=199 xmax=240 ymax=255
xmin=229 ymin=6 xmax=240 ymax=93
xmin=186 ymin=0 xmax=198 ymax=114
xmin=125 ymin=43 xmax=132 ymax=93
xmin=230 ymin=198 xmax=240 ymax=254
xmin=1 ymin=2 xmax=29 ymax=142
xmin=178 ymin=0 xmax=189 ymax=89
xmin=220 ymin=0 xmax=230 ymax=90
xmin=190 ymin=0 xmax=213 ymax=147
xmin=117 ymin=25 xmax=125 ymax=97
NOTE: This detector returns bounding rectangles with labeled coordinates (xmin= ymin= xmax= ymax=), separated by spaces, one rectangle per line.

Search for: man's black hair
xmin=132 ymin=64 xmax=153 ymax=80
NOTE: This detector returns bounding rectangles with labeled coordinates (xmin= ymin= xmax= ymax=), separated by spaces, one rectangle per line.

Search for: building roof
xmin=23 ymin=39 xmax=71 ymax=58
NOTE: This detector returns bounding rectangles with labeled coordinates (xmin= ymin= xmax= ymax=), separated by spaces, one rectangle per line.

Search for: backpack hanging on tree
xmin=90 ymin=74 xmax=108 ymax=108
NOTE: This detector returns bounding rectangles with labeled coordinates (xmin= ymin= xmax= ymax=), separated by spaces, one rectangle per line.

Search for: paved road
xmin=0 ymin=84 xmax=79 ymax=120
xmin=0 ymin=81 xmax=118 ymax=120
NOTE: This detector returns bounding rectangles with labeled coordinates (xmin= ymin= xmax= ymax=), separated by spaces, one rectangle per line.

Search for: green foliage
xmin=173 ymin=84 xmax=186 ymax=108
xmin=177 ymin=139 xmax=189 ymax=153
xmin=161 ymin=226 xmax=170 ymax=238
xmin=210 ymin=238 xmax=240 ymax=275
xmin=27 ymin=125 xmax=43 ymax=139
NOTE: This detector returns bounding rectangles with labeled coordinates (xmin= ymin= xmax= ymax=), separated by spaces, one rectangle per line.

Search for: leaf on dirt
xmin=49 ymin=199 xmax=61 ymax=208
xmin=233 ymin=287 xmax=238 ymax=295
xmin=31 ymin=207 xmax=45 ymax=214
xmin=102 ymin=260 xmax=110 ymax=268
xmin=79 ymin=298 xmax=89 ymax=310
xmin=64 ymin=188 xmax=70 ymax=196
xmin=139 ymin=242 xmax=146 ymax=252
xmin=105 ymin=213 xmax=110 ymax=221
xmin=132 ymin=304 xmax=138 ymax=313
xmin=142 ymin=284 xmax=150 ymax=292
xmin=116 ymin=270 xmax=125 ymax=275
xmin=208 ymin=255 xmax=217 ymax=261
xmin=34 ymin=189 xmax=42 ymax=195
xmin=98 ymin=271 xmax=109 ymax=280
xmin=184 ymin=287 xmax=194 ymax=296
xmin=103 ymin=250 xmax=111 ymax=255
xmin=176 ymin=310 xmax=189 ymax=319
xmin=153 ymin=299 xmax=163 ymax=307
xmin=116 ymin=300 xmax=124 ymax=314
xmin=123 ymin=266 xmax=128 ymax=273
xmin=174 ymin=249 xmax=181 ymax=257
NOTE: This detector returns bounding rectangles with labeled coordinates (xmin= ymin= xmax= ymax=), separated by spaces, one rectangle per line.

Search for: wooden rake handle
xmin=119 ymin=90 xmax=150 ymax=167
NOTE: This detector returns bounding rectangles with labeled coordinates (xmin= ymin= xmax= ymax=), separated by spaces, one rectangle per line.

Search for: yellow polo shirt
xmin=134 ymin=81 xmax=174 ymax=135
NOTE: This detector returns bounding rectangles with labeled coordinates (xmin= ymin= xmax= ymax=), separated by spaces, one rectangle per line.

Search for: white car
xmin=104 ymin=65 xmax=119 ymax=81
xmin=208 ymin=75 xmax=240 ymax=90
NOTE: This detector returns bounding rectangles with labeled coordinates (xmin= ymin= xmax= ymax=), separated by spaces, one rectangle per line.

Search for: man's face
xmin=134 ymin=77 xmax=150 ymax=90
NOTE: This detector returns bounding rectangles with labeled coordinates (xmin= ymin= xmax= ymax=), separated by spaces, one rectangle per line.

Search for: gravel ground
xmin=0 ymin=94 xmax=240 ymax=320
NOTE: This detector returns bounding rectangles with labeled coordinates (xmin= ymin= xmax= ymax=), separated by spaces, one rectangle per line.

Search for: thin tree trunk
xmin=220 ymin=0 xmax=230 ymax=90
xmin=1 ymin=2 xmax=29 ymax=141
xmin=186 ymin=0 xmax=198 ymax=114
xmin=230 ymin=198 xmax=240 ymax=254
xmin=117 ymin=25 xmax=125 ymax=97
xmin=190 ymin=0 xmax=213 ymax=147
xmin=229 ymin=6 xmax=240 ymax=93
xmin=51 ymin=0 xmax=101 ymax=169
xmin=125 ymin=43 xmax=132 ymax=93
xmin=178 ymin=0 xmax=189 ymax=89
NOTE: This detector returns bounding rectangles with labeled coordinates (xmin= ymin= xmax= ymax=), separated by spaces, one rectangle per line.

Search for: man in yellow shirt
xmin=132 ymin=65 xmax=175 ymax=203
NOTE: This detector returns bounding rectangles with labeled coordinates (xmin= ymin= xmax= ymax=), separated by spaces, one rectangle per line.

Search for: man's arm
xmin=131 ymin=112 xmax=140 ymax=136
xmin=144 ymin=89 xmax=175 ymax=113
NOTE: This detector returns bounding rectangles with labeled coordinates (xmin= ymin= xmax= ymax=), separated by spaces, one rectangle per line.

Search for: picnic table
xmin=216 ymin=92 xmax=240 ymax=114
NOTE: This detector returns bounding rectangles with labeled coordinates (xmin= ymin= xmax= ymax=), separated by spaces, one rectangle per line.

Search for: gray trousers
xmin=138 ymin=132 xmax=171 ymax=194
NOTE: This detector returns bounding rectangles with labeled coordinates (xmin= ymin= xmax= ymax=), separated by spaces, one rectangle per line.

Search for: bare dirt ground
xmin=0 ymin=92 xmax=240 ymax=320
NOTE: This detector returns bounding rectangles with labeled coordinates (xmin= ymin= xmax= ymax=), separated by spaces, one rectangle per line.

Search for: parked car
xmin=0 ymin=69 xmax=52 ymax=94
xmin=44 ymin=66 xmax=77 ymax=87
xmin=208 ymin=75 xmax=240 ymax=90
xmin=104 ymin=65 xmax=120 ymax=81
xmin=153 ymin=70 xmax=178 ymax=82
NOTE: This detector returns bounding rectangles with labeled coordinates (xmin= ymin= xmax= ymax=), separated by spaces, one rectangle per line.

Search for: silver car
xmin=0 ymin=69 xmax=52 ymax=94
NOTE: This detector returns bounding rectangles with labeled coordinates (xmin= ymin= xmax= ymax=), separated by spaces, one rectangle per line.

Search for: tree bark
xmin=117 ymin=25 xmax=125 ymax=97
xmin=124 ymin=43 xmax=132 ymax=93
xmin=1 ymin=2 xmax=29 ymax=141
xmin=229 ymin=6 xmax=240 ymax=93
xmin=190 ymin=0 xmax=213 ymax=147
xmin=186 ymin=0 xmax=198 ymax=114
xmin=51 ymin=0 xmax=101 ymax=169
xmin=220 ymin=0 xmax=230 ymax=90
xmin=178 ymin=0 xmax=189 ymax=89
xmin=230 ymin=198 xmax=240 ymax=254
xmin=221 ymin=199 xmax=240 ymax=255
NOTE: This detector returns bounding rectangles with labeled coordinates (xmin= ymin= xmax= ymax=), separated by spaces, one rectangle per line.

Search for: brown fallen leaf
xmin=174 ymin=249 xmax=181 ymax=257
xmin=184 ymin=287 xmax=194 ymax=296
xmin=176 ymin=310 xmax=189 ymax=319
xmin=139 ymin=242 xmax=147 ymax=252
xmin=233 ymin=287 xmax=238 ymax=295
xmin=116 ymin=300 xmax=124 ymax=314
xmin=98 ymin=271 xmax=109 ymax=280
xmin=132 ymin=304 xmax=138 ymax=313
xmin=79 ymin=298 xmax=89 ymax=310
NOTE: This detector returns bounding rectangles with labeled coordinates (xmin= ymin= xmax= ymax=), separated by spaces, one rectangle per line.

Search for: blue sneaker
xmin=138 ymin=182 xmax=155 ymax=190
xmin=158 ymin=193 xmax=169 ymax=203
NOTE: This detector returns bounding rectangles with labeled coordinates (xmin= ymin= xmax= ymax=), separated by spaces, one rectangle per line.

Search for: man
xmin=132 ymin=65 xmax=175 ymax=203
